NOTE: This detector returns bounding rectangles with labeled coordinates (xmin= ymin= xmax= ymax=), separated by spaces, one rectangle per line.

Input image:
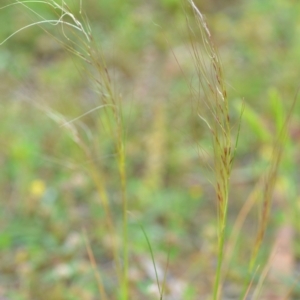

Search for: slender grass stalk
xmin=82 ymin=228 xmax=109 ymax=300
xmin=187 ymin=1 xmax=237 ymax=298
xmin=87 ymin=38 xmax=129 ymax=300
xmin=118 ymin=127 xmax=129 ymax=300
xmin=2 ymin=1 xmax=130 ymax=299
xmin=238 ymin=93 xmax=297 ymax=299
xmin=248 ymin=92 xmax=297 ymax=272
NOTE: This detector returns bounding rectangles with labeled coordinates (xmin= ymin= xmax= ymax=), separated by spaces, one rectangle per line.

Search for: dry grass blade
xmin=141 ymin=226 xmax=162 ymax=298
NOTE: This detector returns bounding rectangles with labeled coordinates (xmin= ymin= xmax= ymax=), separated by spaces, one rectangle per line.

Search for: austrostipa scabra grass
xmin=186 ymin=1 xmax=241 ymax=298
xmin=1 ymin=1 xmax=129 ymax=299
xmin=186 ymin=2 xmax=297 ymax=299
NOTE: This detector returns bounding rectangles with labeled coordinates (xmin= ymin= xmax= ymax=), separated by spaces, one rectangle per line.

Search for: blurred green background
xmin=1 ymin=0 xmax=300 ymax=299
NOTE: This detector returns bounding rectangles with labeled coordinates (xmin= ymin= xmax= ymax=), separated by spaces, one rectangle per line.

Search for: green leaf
xmin=268 ymin=88 xmax=284 ymax=135
xmin=234 ymin=101 xmax=272 ymax=143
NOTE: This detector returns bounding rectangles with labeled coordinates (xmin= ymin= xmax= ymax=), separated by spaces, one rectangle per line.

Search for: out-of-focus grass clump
xmin=0 ymin=0 xmax=300 ymax=299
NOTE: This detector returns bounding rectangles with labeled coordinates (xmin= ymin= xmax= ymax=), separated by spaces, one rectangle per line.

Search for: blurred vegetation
xmin=1 ymin=0 xmax=300 ymax=299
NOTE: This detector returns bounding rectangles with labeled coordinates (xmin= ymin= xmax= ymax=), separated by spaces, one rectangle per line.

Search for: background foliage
xmin=1 ymin=0 xmax=300 ymax=299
